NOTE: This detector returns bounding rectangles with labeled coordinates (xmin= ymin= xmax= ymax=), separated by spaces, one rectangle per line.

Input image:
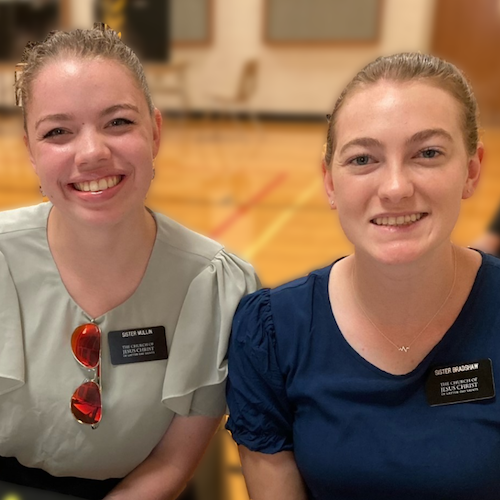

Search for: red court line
xmin=209 ymin=172 xmax=287 ymax=239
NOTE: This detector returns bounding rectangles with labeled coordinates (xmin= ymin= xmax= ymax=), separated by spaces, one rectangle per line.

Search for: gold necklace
xmin=351 ymin=246 xmax=457 ymax=353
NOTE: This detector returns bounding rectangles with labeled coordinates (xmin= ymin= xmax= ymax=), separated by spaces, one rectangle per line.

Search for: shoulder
xmin=233 ymin=264 xmax=332 ymax=349
xmin=0 ymin=203 xmax=49 ymax=238
xmin=0 ymin=204 xmax=50 ymax=267
xmin=238 ymin=264 xmax=332 ymax=313
xmin=232 ymin=288 xmax=274 ymax=346
xmin=472 ymin=251 xmax=500 ymax=293
xmin=472 ymin=251 xmax=500 ymax=300
xmin=153 ymin=211 xmax=223 ymax=263
xmin=270 ymin=264 xmax=332 ymax=310
xmin=153 ymin=211 xmax=258 ymax=292
xmin=479 ymin=251 xmax=500 ymax=274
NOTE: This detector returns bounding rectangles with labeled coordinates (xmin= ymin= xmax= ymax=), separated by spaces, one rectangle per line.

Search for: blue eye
xmin=350 ymin=155 xmax=371 ymax=166
xmin=420 ymin=149 xmax=440 ymax=159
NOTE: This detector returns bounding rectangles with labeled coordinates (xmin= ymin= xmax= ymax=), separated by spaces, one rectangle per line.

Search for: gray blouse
xmin=0 ymin=203 xmax=258 ymax=479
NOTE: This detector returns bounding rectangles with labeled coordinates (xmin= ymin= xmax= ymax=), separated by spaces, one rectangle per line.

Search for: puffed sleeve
xmin=0 ymin=250 xmax=24 ymax=396
xmin=161 ymin=250 xmax=259 ymax=417
xmin=226 ymin=289 xmax=294 ymax=453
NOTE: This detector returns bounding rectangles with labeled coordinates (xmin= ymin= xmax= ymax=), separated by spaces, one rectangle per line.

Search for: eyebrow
xmin=100 ymin=103 xmax=140 ymax=117
xmin=35 ymin=104 xmax=140 ymax=131
xmin=405 ymin=128 xmax=454 ymax=145
xmin=338 ymin=137 xmax=382 ymax=156
xmin=35 ymin=113 xmax=73 ymax=131
xmin=338 ymin=128 xmax=454 ymax=156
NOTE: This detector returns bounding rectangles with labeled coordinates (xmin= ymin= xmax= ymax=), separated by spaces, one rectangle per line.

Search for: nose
xmin=74 ymin=127 xmax=111 ymax=167
xmin=377 ymin=160 xmax=414 ymax=203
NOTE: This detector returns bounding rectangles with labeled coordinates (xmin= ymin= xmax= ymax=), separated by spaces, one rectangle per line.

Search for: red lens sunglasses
xmin=70 ymin=323 xmax=102 ymax=429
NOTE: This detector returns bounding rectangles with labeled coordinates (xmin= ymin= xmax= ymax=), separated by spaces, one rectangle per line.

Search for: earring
xmin=151 ymin=160 xmax=156 ymax=180
xmin=39 ymin=185 xmax=46 ymax=198
xmin=329 ymin=199 xmax=335 ymax=209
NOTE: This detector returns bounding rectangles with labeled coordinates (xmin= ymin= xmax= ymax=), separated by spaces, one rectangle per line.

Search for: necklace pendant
xmin=398 ymin=346 xmax=410 ymax=353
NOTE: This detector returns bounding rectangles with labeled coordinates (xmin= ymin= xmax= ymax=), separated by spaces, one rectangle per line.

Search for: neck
xmin=351 ymin=243 xmax=457 ymax=332
xmin=47 ymin=206 xmax=157 ymax=273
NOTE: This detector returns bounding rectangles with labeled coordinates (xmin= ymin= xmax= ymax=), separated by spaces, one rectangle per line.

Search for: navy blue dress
xmin=226 ymin=253 xmax=500 ymax=499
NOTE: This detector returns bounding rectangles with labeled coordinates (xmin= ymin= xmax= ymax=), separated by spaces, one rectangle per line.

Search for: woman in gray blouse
xmin=0 ymin=24 xmax=258 ymax=500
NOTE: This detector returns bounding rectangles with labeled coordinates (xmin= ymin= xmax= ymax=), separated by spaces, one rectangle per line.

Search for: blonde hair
xmin=324 ymin=53 xmax=479 ymax=167
xmin=15 ymin=24 xmax=154 ymax=127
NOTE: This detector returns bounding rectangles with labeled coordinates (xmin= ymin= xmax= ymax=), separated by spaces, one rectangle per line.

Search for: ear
xmin=462 ymin=142 xmax=483 ymax=200
xmin=23 ymin=133 xmax=37 ymax=174
xmin=151 ymin=108 xmax=162 ymax=159
xmin=322 ymin=159 xmax=336 ymax=209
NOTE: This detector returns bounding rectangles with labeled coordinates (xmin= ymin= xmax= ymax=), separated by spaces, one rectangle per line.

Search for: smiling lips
xmin=73 ymin=175 xmax=122 ymax=193
xmin=372 ymin=213 xmax=426 ymax=226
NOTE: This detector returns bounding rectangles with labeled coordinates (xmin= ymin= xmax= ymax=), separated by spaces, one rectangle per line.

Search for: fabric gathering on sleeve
xmin=161 ymin=249 xmax=259 ymax=417
xmin=226 ymin=288 xmax=294 ymax=454
xmin=0 ymin=250 xmax=24 ymax=396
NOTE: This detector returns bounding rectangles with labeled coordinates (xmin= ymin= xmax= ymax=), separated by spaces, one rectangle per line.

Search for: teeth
xmin=74 ymin=176 xmax=121 ymax=193
xmin=373 ymin=213 xmax=424 ymax=226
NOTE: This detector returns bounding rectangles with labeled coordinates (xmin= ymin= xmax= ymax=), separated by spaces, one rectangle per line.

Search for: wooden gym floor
xmin=1 ymin=116 xmax=499 ymax=499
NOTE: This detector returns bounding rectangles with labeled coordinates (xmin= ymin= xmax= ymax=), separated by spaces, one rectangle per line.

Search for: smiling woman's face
xmin=25 ymin=56 xmax=161 ymax=227
xmin=324 ymin=79 xmax=481 ymax=265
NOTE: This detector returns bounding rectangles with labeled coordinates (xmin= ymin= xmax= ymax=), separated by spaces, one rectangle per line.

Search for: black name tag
xmin=426 ymin=358 xmax=495 ymax=406
xmin=108 ymin=326 xmax=168 ymax=365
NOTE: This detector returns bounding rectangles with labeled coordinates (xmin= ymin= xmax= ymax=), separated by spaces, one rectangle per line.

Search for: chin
xmin=364 ymin=243 xmax=427 ymax=266
xmin=65 ymin=205 xmax=135 ymax=228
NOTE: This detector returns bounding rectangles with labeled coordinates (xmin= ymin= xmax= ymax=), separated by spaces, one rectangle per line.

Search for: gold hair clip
xmin=15 ymin=39 xmax=42 ymax=108
xmin=94 ymin=22 xmax=109 ymax=31
xmin=93 ymin=22 xmax=121 ymax=38
xmin=14 ymin=63 xmax=26 ymax=108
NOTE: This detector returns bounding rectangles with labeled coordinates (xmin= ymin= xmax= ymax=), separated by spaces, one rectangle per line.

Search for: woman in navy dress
xmin=226 ymin=53 xmax=500 ymax=499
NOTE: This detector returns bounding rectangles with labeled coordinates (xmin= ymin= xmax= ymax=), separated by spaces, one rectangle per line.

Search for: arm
xmin=226 ymin=290 xmax=303 ymax=497
xmin=105 ymin=414 xmax=221 ymax=500
xmin=239 ymin=446 xmax=307 ymax=500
